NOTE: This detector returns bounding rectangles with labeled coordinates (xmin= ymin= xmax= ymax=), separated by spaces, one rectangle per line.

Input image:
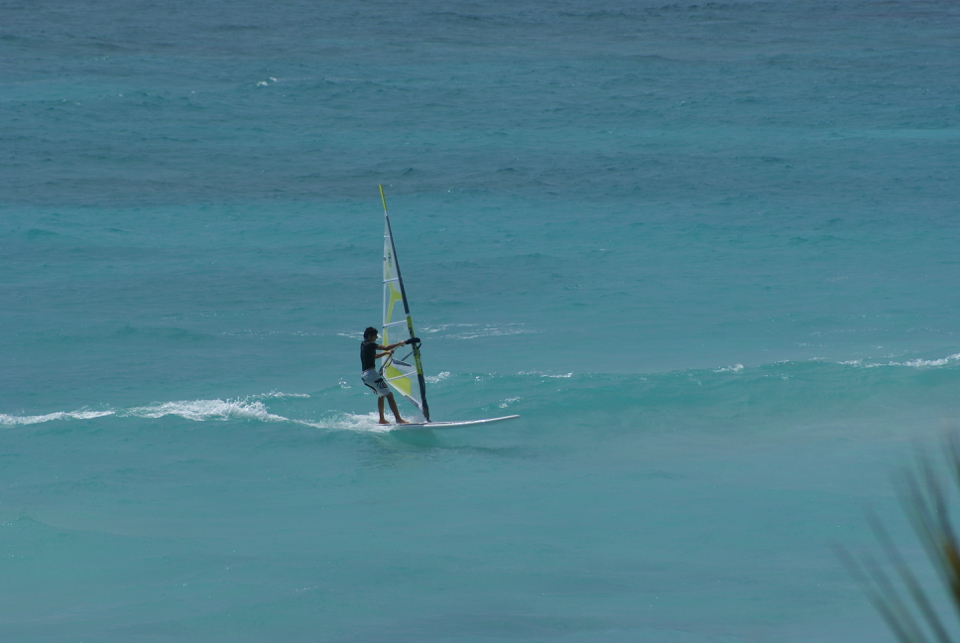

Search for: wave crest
xmin=0 ymin=410 xmax=115 ymax=426
xmin=124 ymin=399 xmax=288 ymax=422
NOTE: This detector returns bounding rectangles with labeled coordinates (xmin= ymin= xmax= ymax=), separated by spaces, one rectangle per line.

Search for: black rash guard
xmin=360 ymin=340 xmax=379 ymax=371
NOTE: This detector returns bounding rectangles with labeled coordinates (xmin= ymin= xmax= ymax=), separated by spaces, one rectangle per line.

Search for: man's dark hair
xmin=363 ymin=327 xmax=378 ymax=339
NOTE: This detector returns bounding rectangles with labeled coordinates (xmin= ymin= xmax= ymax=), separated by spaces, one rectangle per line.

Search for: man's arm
xmin=374 ymin=340 xmax=407 ymax=358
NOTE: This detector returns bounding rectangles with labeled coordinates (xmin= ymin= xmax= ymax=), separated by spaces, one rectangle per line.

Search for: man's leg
xmin=377 ymin=397 xmax=388 ymax=424
xmin=386 ymin=393 xmax=408 ymax=424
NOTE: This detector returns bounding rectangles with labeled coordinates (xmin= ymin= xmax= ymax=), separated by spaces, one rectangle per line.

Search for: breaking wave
xmin=124 ymin=398 xmax=288 ymax=422
xmin=0 ymin=410 xmax=115 ymax=426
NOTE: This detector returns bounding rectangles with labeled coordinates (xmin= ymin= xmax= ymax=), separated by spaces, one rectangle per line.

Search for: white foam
xmin=844 ymin=353 xmax=960 ymax=369
xmin=451 ymin=326 xmax=535 ymax=340
xmin=2 ymin=392 xmax=433 ymax=435
xmin=0 ymin=410 xmax=115 ymax=426
xmin=519 ymin=371 xmax=574 ymax=378
xmin=714 ymin=364 xmax=744 ymax=373
xmin=418 ymin=323 xmax=458 ymax=334
xmin=900 ymin=353 xmax=960 ymax=368
xmin=294 ymin=413 xmax=396 ymax=434
xmin=0 ymin=402 xmax=399 ymax=435
xmin=498 ymin=397 xmax=521 ymax=409
xmin=246 ymin=390 xmax=310 ymax=401
xmin=419 ymin=323 xmax=534 ymax=340
xmin=220 ymin=330 xmax=320 ymax=338
xmin=124 ymin=399 xmax=288 ymax=423
xmin=426 ymin=371 xmax=450 ymax=384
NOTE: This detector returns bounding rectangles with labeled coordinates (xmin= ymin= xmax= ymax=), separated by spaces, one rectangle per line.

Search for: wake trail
xmin=0 ymin=394 xmax=398 ymax=434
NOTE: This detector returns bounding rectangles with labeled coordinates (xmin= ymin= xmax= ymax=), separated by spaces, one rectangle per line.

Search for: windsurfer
xmin=360 ymin=326 xmax=411 ymax=424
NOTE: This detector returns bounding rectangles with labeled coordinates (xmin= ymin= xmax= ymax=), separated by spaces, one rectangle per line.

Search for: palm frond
xmin=841 ymin=436 xmax=960 ymax=642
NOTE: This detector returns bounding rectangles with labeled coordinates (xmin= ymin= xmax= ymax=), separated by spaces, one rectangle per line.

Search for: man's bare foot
xmin=396 ymin=419 xmax=410 ymax=424
xmin=379 ymin=419 xmax=390 ymax=425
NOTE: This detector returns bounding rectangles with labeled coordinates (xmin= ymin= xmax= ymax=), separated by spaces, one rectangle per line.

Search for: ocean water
xmin=2 ymin=0 xmax=960 ymax=640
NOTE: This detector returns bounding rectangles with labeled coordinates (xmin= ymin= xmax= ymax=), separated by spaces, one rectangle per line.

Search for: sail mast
xmin=379 ymin=185 xmax=430 ymax=421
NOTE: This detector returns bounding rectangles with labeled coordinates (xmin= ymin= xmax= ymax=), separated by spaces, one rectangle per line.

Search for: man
xmin=360 ymin=326 xmax=414 ymax=424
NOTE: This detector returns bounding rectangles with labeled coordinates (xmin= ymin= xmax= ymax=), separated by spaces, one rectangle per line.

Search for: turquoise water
xmin=3 ymin=1 xmax=960 ymax=640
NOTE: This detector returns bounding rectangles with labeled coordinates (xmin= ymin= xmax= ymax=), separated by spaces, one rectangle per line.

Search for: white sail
xmin=379 ymin=185 xmax=430 ymax=421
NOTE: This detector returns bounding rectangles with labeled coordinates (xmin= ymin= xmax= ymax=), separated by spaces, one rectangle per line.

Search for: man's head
xmin=364 ymin=327 xmax=379 ymax=340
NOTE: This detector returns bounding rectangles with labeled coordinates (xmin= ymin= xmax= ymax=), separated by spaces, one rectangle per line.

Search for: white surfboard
xmin=390 ymin=415 xmax=520 ymax=431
